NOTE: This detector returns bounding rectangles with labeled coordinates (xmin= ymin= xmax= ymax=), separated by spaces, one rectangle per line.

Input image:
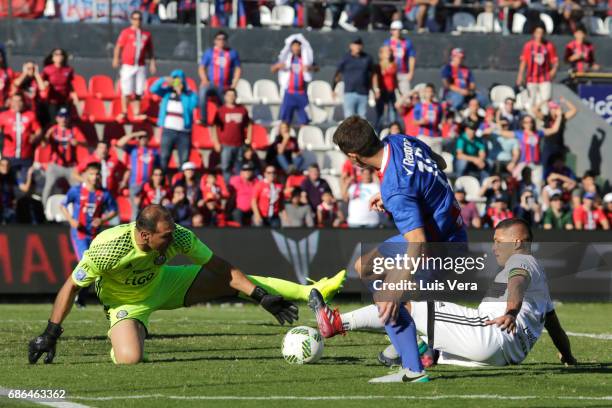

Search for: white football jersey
xmin=478 ymin=253 xmax=553 ymax=364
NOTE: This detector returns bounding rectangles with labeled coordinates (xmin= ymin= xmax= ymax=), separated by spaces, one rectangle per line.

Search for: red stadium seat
xmin=192 ymin=124 xmax=213 ymax=149
xmin=186 ymin=77 xmax=198 ymax=92
xmin=139 ymin=98 xmax=159 ymax=123
xmin=89 ymin=75 xmax=117 ymax=100
xmin=144 ymin=76 xmax=161 ymax=101
xmin=251 ymin=124 xmax=269 ymax=150
xmin=72 ymin=74 xmax=89 ymax=99
xmin=116 ymin=196 xmax=132 ymax=222
xmin=167 ymin=149 xmax=205 ymax=170
xmin=110 ymin=98 xmax=131 ymax=123
xmin=81 ymin=98 xmax=112 ymax=123
xmin=193 ymin=101 xmax=218 ymax=126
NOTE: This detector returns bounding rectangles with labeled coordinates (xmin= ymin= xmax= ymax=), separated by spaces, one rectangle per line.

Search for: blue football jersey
xmin=379 ymin=135 xmax=466 ymax=242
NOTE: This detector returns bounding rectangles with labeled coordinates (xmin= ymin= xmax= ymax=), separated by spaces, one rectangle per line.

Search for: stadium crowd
xmin=0 ymin=11 xmax=610 ymax=231
xmin=102 ymin=0 xmax=612 ymax=36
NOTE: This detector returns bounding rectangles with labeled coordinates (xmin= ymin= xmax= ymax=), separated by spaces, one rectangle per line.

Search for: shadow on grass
xmin=431 ymin=362 xmax=612 ymax=379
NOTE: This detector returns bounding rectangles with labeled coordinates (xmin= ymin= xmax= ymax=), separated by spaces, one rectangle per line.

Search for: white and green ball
xmin=282 ymin=326 xmax=324 ymax=364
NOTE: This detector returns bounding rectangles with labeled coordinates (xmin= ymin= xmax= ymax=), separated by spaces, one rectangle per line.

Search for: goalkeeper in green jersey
xmin=28 ymin=204 xmax=346 ymax=365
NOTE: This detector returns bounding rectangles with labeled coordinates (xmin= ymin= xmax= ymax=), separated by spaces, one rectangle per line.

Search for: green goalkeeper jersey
xmin=70 ymin=222 xmax=213 ymax=305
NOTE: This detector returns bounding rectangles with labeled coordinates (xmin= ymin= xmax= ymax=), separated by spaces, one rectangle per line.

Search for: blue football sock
xmin=384 ymin=303 xmax=423 ymax=372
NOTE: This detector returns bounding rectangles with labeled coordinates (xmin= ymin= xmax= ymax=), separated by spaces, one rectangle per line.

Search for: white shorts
xmin=411 ymin=301 xmax=508 ymax=366
xmin=397 ymin=73 xmax=411 ymax=96
xmin=526 ymin=82 xmax=552 ymax=112
xmin=120 ymin=64 xmax=146 ymax=97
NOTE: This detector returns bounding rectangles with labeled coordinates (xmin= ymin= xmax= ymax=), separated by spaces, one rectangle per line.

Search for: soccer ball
xmin=281 ymin=326 xmax=324 ymax=364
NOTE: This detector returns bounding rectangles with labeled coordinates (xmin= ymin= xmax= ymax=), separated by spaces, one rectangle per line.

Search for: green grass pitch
xmin=0 ymin=302 xmax=610 ymax=408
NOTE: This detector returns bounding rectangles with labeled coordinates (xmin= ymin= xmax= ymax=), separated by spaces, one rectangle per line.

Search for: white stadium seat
xmin=490 ymin=85 xmax=515 ymax=108
xmin=259 ymin=6 xmax=273 ymax=26
xmin=512 ymin=13 xmax=526 ymax=34
xmin=476 ymin=12 xmax=502 ymax=33
xmin=539 ymin=13 xmax=554 ymax=34
xmin=308 ymin=80 xmax=338 ymax=107
xmin=235 ymin=78 xmax=257 ymax=105
xmin=324 ymin=126 xmax=338 ymax=147
xmin=325 ymin=175 xmax=342 ymax=198
xmin=308 ymin=104 xmax=329 ymax=125
xmin=253 ymin=79 xmax=282 ymax=105
xmin=454 ymin=176 xmax=484 ymax=202
xmin=452 ymin=12 xmax=477 ymax=32
xmin=272 ymin=5 xmax=295 ymax=27
xmin=441 ymin=151 xmax=454 ymax=174
xmin=320 ymin=150 xmax=346 ymax=176
xmin=45 ymin=194 xmax=67 ymax=223
xmin=583 ymin=16 xmax=608 ymax=35
xmin=297 ymin=126 xmax=327 ymax=151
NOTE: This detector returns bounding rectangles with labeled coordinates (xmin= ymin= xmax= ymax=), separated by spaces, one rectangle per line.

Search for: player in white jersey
xmin=318 ymin=218 xmax=576 ymax=374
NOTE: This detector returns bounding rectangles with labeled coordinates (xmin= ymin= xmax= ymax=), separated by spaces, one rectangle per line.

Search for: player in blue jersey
xmin=60 ymin=162 xmax=118 ymax=306
xmin=309 ymin=116 xmax=467 ymax=383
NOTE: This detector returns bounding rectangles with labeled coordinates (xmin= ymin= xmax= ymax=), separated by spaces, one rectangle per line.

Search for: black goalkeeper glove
xmin=28 ymin=320 xmax=63 ymax=364
xmin=250 ymin=286 xmax=299 ymax=325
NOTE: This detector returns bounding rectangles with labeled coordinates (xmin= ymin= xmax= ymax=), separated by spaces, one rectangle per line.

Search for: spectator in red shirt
xmin=374 ymin=45 xmax=398 ymax=132
xmin=485 ymin=193 xmax=514 ymax=228
xmin=0 ymin=93 xmax=42 ymax=181
xmin=564 ymin=25 xmax=599 ymax=74
xmin=283 ymin=165 xmax=306 ymax=200
xmin=140 ymin=0 xmax=161 ymax=24
xmin=11 ymin=62 xmax=46 ymax=113
xmin=75 ymin=141 xmax=126 ymax=197
xmin=573 ymin=192 xmax=610 ymax=231
xmin=516 ymin=23 xmax=558 ymax=112
xmin=113 ymin=10 xmax=156 ymax=122
xmin=0 ymin=48 xmax=14 ymax=109
xmin=200 ymin=193 xmax=227 ymax=227
xmin=138 ymin=167 xmax=171 ymax=209
xmin=604 ymin=193 xmax=612 ymax=226
xmin=200 ymin=173 xmax=223 ymax=204
xmin=229 ymin=162 xmax=257 ymax=226
xmin=41 ymin=48 xmax=78 ymax=127
xmin=41 ymin=107 xmax=87 ymax=205
xmin=317 ymin=190 xmax=344 ymax=228
xmin=252 ymin=165 xmax=284 ymax=228
xmin=213 ymin=88 xmax=251 ymax=185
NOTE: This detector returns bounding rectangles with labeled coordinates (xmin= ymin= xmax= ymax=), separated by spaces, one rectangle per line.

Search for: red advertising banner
xmin=0 ymin=0 xmax=45 ymax=18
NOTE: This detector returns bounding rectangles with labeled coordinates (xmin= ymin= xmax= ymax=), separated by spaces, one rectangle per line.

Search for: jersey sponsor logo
xmin=401 ymin=139 xmax=415 ymax=176
xmin=124 ymin=272 xmax=155 ymax=286
xmin=74 ymin=268 xmax=87 ymax=282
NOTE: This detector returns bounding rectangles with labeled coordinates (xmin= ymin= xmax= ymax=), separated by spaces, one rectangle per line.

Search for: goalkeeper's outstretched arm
xmin=28 ymin=278 xmax=82 ymax=364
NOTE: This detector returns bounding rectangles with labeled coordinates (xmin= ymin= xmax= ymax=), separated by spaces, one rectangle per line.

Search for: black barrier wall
xmin=0 ymin=226 xmax=611 ymax=300
xmin=2 ymin=21 xmax=612 ymax=70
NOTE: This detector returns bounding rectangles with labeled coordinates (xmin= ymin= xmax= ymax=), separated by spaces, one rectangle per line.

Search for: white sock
xmin=341 ymin=304 xmax=384 ymax=331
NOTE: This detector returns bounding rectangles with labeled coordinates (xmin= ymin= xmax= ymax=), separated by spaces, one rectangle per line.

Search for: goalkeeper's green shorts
xmin=100 ymin=265 xmax=201 ymax=335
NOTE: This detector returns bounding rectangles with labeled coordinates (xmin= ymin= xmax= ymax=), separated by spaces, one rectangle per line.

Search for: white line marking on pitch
xmin=69 ymin=394 xmax=612 ymax=401
xmin=565 ymin=331 xmax=612 ymax=340
xmin=0 ymin=387 xmax=92 ymax=408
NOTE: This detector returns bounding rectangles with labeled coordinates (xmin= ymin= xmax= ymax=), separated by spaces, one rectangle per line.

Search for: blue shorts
xmin=71 ymin=229 xmax=93 ymax=260
xmin=279 ymin=92 xmax=310 ymax=125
